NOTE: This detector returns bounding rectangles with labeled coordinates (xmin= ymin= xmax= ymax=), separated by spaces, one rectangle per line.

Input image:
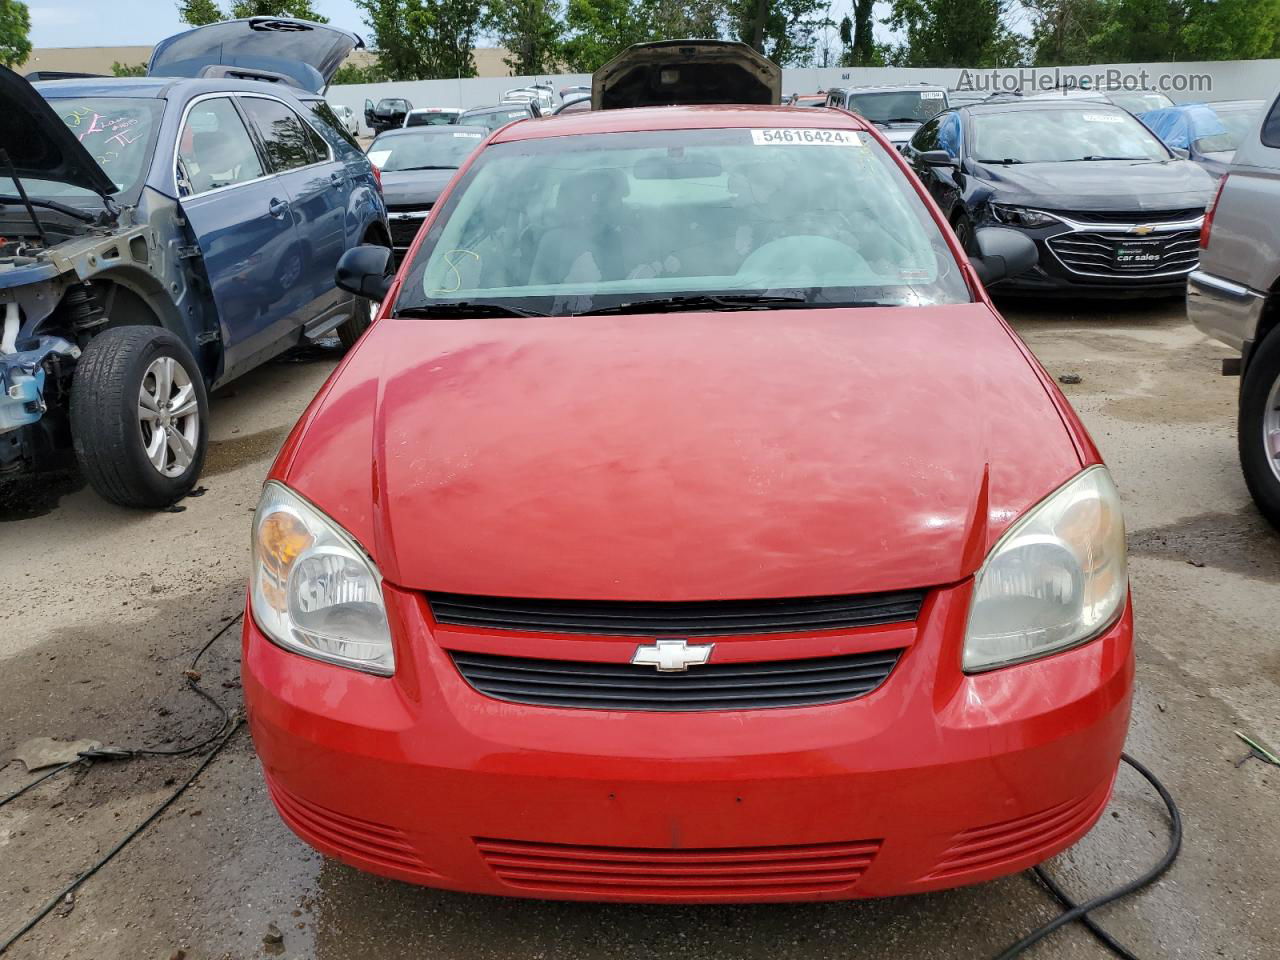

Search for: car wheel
xmin=70 ymin=326 xmax=209 ymax=509
xmin=952 ymin=213 xmax=976 ymax=254
xmin=1239 ymin=330 xmax=1280 ymax=529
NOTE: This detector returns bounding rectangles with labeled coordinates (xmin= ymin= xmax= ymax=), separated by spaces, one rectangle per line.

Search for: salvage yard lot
xmin=1 ymin=299 xmax=1277 ymax=959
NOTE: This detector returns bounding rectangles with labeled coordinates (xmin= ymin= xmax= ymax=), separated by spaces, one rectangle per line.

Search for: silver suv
xmin=1189 ymin=90 xmax=1280 ymax=526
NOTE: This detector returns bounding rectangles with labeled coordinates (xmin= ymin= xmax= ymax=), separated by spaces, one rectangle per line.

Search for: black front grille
xmin=1048 ymin=229 xmax=1200 ymax=278
xmin=1044 ymin=208 xmax=1204 ymax=225
xmin=388 ymin=217 xmax=426 ymax=250
xmin=427 ymin=590 xmax=925 ymax=637
xmin=450 ymin=649 xmax=903 ymax=710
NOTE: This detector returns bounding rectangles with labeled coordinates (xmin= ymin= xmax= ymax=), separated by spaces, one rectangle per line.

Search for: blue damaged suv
xmin=0 ymin=17 xmax=389 ymax=507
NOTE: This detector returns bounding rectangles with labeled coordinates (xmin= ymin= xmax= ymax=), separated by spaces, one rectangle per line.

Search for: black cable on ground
xmin=995 ymin=752 xmax=1183 ymax=960
xmin=0 ymin=613 xmax=244 ymax=811
xmin=0 ymin=719 xmax=242 ymax=956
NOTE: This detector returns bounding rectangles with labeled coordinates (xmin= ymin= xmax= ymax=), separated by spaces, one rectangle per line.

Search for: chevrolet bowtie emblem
xmin=1129 ymin=224 xmax=1156 ymax=236
xmin=631 ymin=639 xmax=714 ymax=672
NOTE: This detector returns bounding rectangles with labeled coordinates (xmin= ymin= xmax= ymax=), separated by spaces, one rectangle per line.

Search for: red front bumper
xmin=242 ymin=582 xmax=1133 ymax=903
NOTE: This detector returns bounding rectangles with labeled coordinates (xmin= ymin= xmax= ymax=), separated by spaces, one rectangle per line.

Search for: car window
xmin=406 ymin=111 xmax=459 ymax=127
xmin=397 ymin=127 xmax=970 ymax=316
xmin=239 ymin=97 xmax=319 ymax=172
xmin=971 ymin=107 xmax=1169 ymax=163
xmin=844 ymin=90 xmax=947 ymax=123
xmin=308 ymin=100 xmax=360 ymax=151
xmin=911 ymin=116 xmax=942 ymax=151
xmin=1108 ymin=91 xmax=1173 ymax=113
xmin=1195 ymin=105 xmax=1265 ymax=154
xmin=176 ymin=97 xmax=265 ymax=196
xmin=12 ymin=97 xmax=165 ymax=201
xmin=366 ymin=129 xmax=484 ymax=171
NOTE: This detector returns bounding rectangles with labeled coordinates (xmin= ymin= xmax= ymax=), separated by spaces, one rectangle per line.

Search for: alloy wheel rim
xmin=1265 ymin=372 xmax=1280 ymax=486
xmin=137 ymin=356 xmax=199 ymax=478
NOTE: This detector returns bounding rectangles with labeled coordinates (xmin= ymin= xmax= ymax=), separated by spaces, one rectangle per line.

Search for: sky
xmin=27 ymin=0 xmax=370 ymax=47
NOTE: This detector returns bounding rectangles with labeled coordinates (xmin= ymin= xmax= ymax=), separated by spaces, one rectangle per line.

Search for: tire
xmin=335 ymin=235 xmax=390 ymax=350
xmin=1239 ymin=329 xmax=1280 ymax=529
xmin=952 ymin=213 xmax=976 ymax=254
xmin=70 ymin=325 xmax=209 ymax=509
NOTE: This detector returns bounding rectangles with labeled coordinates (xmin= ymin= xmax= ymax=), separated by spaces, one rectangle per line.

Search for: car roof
xmin=373 ymin=124 xmax=486 ymax=138
xmin=1201 ymin=99 xmax=1265 ymax=111
xmin=409 ymin=106 xmax=460 ymax=112
xmin=960 ymin=98 xmax=1131 ymax=116
xmin=32 ymin=75 xmax=315 ymax=101
xmin=833 ymin=83 xmax=947 ymax=94
xmin=490 ymin=104 xmax=868 ymax=144
xmin=462 ymin=103 xmax=528 ymax=115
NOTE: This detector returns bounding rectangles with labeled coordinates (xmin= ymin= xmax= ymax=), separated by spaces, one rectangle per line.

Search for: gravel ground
xmin=0 ymin=299 xmax=1277 ymax=960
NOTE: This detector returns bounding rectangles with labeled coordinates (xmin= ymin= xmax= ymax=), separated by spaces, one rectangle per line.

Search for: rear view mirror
xmin=336 ymin=244 xmax=394 ymax=302
xmin=633 ymin=152 xmax=723 ymax=180
xmin=970 ymin=227 xmax=1038 ymax=286
xmin=918 ymin=150 xmax=955 ymax=167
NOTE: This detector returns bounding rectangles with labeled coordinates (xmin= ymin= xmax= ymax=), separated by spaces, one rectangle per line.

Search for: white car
xmin=502 ymin=85 xmax=556 ymax=114
xmin=403 ymin=107 xmax=462 ymax=127
xmin=329 ymin=102 xmax=360 ymax=136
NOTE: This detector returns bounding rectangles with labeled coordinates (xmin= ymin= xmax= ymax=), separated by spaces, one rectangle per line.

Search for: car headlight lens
xmin=990 ymin=204 xmax=1060 ymax=228
xmin=963 ymin=466 xmax=1127 ymax=672
xmin=251 ymin=482 xmax=394 ymax=675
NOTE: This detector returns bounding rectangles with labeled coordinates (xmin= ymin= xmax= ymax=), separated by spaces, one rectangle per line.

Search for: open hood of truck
xmin=592 ymin=40 xmax=780 ymax=110
xmin=0 ymin=65 xmax=117 ymax=198
xmin=148 ymin=17 xmax=363 ymax=94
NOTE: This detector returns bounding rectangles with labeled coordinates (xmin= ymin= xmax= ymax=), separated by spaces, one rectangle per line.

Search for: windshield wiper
xmin=396 ymin=301 xmax=548 ymax=319
xmin=0 ymin=193 xmax=100 ymax=225
xmin=880 ymin=117 xmax=924 ymax=124
xmin=976 ymin=157 xmax=1024 ymax=165
xmin=1073 ymin=155 xmax=1152 ymax=161
xmin=393 ymin=165 xmax=459 ymax=172
xmin=579 ymin=294 xmax=810 ymax=316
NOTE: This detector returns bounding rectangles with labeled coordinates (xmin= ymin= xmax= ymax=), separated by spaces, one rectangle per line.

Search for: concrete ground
xmin=1 ymin=299 xmax=1277 ymax=960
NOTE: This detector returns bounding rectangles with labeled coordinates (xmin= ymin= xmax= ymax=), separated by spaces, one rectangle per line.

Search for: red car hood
xmin=282 ymin=304 xmax=1084 ymax=600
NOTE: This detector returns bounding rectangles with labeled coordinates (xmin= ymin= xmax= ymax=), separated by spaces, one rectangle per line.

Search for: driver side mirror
xmin=336 ymin=244 xmax=394 ymax=302
xmin=917 ymin=149 xmax=956 ymax=167
xmin=970 ymin=227 xmax=1038 ymax=286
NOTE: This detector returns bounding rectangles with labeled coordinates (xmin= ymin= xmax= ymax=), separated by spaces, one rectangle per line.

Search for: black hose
xmin=0 ymin=759 xmax=83 ymax=810
xmin=995 ymin=752 xmax=1182 ymax=959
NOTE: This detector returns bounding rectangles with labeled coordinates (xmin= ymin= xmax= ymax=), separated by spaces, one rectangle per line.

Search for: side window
xmin=911 ymin=116 xmax=943 ymax=152
xmin=937 ymin=112 xmax=962 ymax=158
xmin=1262 ymin=94 xmax=1280 ymax=149
xmin=176 ymin=97 xmax=265 ymax=196
xmin=239 ymin=97 xmax=318 ymax=172
xmin=307 ymin=100 xmax=359 ymax=151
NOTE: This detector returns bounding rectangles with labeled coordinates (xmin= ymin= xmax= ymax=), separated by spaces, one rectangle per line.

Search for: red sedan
xmin=243 ymin=102 xmax=1131 ymax=903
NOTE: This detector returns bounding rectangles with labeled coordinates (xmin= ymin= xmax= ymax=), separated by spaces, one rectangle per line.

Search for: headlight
xmin=251 ymin=481 xmax=394 ymax=675
xmin=964 ymin=467 xmax=1127 ymax=672
xmin=990 ymin=204 xmax=1060 ymax=228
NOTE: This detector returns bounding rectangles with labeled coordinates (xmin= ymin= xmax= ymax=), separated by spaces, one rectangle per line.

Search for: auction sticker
xmin=1082 ymin=113 xmax=1125 ymax=123
xmin=921 ymin=90 xmax=944 ymax=99
xmin=751 ymin=128 xmax=863 ymax=146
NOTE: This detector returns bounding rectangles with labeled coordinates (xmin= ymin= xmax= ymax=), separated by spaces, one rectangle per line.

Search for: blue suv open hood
xmin=148 ymin=17 xmax=363 ymax=94
xmin=0 ymin=65 xmax=118 ymax=197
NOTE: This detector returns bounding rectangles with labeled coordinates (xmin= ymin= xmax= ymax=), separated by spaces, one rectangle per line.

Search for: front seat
xmin=529 ymin=168 xmax=630 ymax=285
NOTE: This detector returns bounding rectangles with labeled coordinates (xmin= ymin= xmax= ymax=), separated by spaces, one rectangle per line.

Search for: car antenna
xmin=0 ymin=147 xmax=50 ymax=246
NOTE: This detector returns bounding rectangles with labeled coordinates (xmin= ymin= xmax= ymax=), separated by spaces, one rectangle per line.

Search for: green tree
xmin=354 ymin=0 xmax=483 ymax=80
xmin=332 ymin=60 xmax=385 ymax=83
xmin=1181 ymin=0 xmax=1280 ymax=60
xmin=848 ymin=0 xmax=876 ymax=64
xmin=888 ymin=0 xmax=1024 ymax=67
xmin=487 ymin=0 xmax=563 ymax=74
xmin=562 ymin=0 xmax=728 ymax=72
xmin=178 ymin=0 xmax=329 ymax=24
xmin=730 ymin=0 xmax=829 ymax=65
xmin=111 ymin=61 xmax=149 ymax=76
xmin=0 ymin=0 xmax=31 ymax=68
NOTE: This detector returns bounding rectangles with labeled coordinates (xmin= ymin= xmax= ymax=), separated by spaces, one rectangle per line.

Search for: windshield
xmin=406 ymin=111 xmax=458 ymax=126
xmin=1108 ymin=91 xmax=1174 ymax=113
xmin=367 ymin=129 xmax=484 ymax=171
xmin=972 ymin=107 xmax=1170 ymax=163
xmin=1 ymin=97 xmax=162 ymax=200
xmin=1194 ymin=105 xmax=1264 ymax=154
xmin=844 ymin=91 xmax=946 ymax=124
xmin=376 ymin=99 xmax=408 ymax=112
xmin=462 ymin=108 xmax=529 ymax=131
xmin=396 ymin=127 xmax=970 ymax=316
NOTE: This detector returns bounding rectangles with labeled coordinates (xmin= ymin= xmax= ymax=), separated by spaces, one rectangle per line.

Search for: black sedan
xmin=365 ymin=125 xmax=486 ymax=264
xmin=905 ymin=98 xmax=1215 ymax=296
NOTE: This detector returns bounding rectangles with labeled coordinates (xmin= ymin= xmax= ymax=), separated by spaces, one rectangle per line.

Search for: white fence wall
xmin=327 ymin=59 xmax=1280 ymax=136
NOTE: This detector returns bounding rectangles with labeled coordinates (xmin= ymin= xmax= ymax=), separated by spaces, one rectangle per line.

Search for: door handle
xmin=268 ymin=198 xmax=291 ymax=219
